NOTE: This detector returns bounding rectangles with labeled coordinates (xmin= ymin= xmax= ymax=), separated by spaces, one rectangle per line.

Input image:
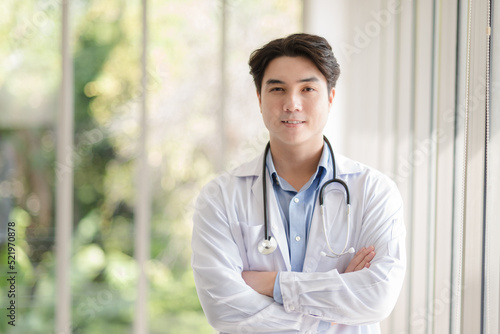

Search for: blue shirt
xmin=266 ymin=144 xmax=332 ymax=331
xmin=265 ymin=144 xmax=330 ymax=291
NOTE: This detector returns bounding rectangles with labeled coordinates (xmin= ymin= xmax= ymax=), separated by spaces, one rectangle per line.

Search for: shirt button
xmin=295 ymin=235 xmax=301 ymax=242
xmin=293 ymin=197 xmax=299 ymax=203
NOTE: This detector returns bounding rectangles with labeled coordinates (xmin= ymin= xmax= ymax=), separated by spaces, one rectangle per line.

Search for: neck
xmin=269 ymin=137 xmax=324 ymax=191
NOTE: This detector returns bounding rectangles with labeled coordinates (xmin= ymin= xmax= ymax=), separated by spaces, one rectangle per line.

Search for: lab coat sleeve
xmin=279 ymin=176 xmax=406 ymax=325
xmin=191 ymin=178 xmax=321 ymax=333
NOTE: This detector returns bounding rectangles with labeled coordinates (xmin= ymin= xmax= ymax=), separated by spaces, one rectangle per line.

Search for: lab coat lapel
xmin=250 ymin=154 xmax=291 ymax=271
xmin=237 ymin=149 xmax=362 ymax=273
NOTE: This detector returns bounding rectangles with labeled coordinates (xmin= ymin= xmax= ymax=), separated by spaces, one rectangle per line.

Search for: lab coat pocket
xmin=240 ymin=223 xmax=278 ymax=272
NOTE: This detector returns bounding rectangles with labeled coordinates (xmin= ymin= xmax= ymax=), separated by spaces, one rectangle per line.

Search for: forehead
xmin=263 ymin=56 xmax=326 ymax=83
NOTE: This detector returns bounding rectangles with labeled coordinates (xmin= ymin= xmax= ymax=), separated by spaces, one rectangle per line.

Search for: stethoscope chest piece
xmin=258 ymin=236 xmax=277 ymax=255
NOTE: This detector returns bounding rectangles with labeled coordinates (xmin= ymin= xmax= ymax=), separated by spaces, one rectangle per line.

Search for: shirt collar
xmin=231 ymin=143 xmax=362 ymax=178
xmin=265 ymin=143 xmax=330 ymax=190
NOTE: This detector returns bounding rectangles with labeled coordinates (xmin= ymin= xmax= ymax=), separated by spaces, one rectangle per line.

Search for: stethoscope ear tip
xmin=348 ymin=247 xmax=355 ymax=254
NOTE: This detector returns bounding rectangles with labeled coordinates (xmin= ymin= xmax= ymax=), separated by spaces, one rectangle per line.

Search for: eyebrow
xmin=265 ymin=77 xmax=320 ymax=86
xmin=299 ymin=77 xmax=320 ymax=83
xmin=265 ymin=79 xmax=285 ymax=85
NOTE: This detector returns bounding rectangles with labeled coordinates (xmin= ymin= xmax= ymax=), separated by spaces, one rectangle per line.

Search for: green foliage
xmin=1 ymin=0 xmax=301 ymax=332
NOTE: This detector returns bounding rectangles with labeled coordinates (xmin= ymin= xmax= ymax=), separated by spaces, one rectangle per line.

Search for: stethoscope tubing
xmin=320 ymin=136 xmax=350 ymax=206
xmin=262 ymin=141 xmax=272 ymax=242
xmin=260 ymin=136 xmax=353 ymax=257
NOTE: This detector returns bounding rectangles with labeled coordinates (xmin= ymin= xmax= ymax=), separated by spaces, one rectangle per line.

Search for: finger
xmin=357 ymin=246 xmax=376 ymax=270
xmin=345 ymin=247 xmax=370 ymax=272
xmin=354 ymin=250 xmax=375 ymax=271
xmin=352 ymin=247 xmax=369 ymax=261
xmin=344 ymin=248 xmax=364 ymax=272
xmin=346 ymin=246 xmax=375 ymax=272
xmin=352 ymin=246 xmax=372 ymax=263
xmin=354 ymin=246 xmax=375 ymax=270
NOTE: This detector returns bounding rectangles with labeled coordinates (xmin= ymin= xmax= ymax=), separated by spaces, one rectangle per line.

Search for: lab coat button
xmin=288 ymin=305 xmax=295 ymax=311
xmin=293 ymin=197 xmax=299 ymax=203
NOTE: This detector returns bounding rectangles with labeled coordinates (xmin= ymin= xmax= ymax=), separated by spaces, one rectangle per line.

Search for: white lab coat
xmin=191 ymin=151 xmax=406 ymax=334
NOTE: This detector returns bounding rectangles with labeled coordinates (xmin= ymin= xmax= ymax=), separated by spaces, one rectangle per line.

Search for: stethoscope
xmin=258 ymin=136 xmax=355 ymax=258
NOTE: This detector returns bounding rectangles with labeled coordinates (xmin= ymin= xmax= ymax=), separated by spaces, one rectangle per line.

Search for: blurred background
xmin=0 ymin=0 xmax=499 ymax=333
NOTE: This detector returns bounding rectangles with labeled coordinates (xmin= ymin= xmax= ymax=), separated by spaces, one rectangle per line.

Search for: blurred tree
xmin=1 ymin=0 xmax=301 ymax=333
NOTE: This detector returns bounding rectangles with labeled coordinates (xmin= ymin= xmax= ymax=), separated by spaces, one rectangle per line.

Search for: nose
xmin=283 ymin=91 xmax=302 ymax=112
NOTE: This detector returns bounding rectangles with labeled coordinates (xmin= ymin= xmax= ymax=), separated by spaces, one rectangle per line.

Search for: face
xmin=257 ymin=56 xmax=335 ymax=150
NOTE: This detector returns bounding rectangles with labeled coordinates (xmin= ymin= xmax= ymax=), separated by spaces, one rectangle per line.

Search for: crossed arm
xmin=193 ymin=176 xmax=405 ymax=331
xmin=242 ymin=246 xmax=376 ymax=297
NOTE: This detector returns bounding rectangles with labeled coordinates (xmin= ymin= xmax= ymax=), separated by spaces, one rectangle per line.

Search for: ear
xmin=329 ymin=88 xmax=335 ymax=104
xmin=328 ymin=88 xmax=335 ymax=109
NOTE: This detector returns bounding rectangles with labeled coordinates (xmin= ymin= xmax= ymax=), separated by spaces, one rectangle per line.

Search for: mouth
xmin=282 ymin=120 xmax=305 ymax=124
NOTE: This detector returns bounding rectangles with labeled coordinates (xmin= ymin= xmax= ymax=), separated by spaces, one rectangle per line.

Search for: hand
xmin=344 ymin=246 xmax=375 ymax=273
xmin=241 ymin=271 xmax=277 ymax=297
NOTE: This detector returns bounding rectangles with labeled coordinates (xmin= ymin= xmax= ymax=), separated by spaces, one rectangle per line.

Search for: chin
xmin=274 ymin=134 xmax=317 ymax=147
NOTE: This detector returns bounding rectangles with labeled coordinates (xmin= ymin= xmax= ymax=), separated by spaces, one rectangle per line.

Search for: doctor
xmin=191 ymin=33 xmax=406 ymax=333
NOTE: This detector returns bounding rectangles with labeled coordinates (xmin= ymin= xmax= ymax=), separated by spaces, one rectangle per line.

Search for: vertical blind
xmin=304 ymin=0 xmax=498 ymax=333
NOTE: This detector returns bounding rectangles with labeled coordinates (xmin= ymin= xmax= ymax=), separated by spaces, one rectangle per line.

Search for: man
xmin=191 ymin=33 xmax=406 ymax=333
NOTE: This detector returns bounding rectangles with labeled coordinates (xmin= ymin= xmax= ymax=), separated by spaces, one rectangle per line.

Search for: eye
xmin=303 ymin=87 xmax=316 ymax=92
xmin=269 ymin=87 xmax=284 ymax=92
